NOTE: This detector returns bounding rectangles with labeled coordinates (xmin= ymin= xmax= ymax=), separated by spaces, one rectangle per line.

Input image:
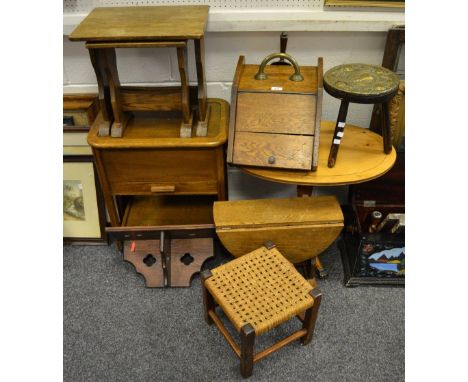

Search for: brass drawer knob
xmin=268 ymin=156 xmax=276 ymax=165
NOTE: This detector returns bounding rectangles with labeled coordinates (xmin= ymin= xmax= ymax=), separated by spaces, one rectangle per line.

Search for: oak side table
xmin=69 ymin=5 xmax=210 ymax=138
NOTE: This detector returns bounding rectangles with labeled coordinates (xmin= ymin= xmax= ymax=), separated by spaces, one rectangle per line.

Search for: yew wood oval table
xmin=240 ymin=120 xmax=397 ymax=277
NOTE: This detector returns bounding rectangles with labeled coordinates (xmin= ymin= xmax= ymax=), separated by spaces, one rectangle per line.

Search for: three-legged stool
xmin=201 ymin=242 xmax=322 ymax=378
xmin=323 ymin=63 xmax=400 ymax=167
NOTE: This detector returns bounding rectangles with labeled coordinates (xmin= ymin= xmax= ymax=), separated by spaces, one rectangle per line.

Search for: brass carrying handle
xmin=254 ymin=53 xmax=304 ymax=82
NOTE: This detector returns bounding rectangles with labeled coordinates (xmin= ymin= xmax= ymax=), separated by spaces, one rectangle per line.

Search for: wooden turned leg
xmin=201 ymin=270 xmax=215 ymax=325
xmin=297 ymin=185 xmax=313 ymax=197
xmin=177 ymin=45 xmax=193 ymax=138
xmin=301 ymin=288 xmax=322 ymax=345
xmin=315 ymin=256 xmax=328 ymax=279
xmin=381 ymin=102 xmax=393 ymax=154
xmin=295 ymin=185 xmax=329 ymax=279
xmin=328 ymin=99 xmax=349 ymax=168
xmin=102 ymin=48 xmax=128 ymax=138
xmin=194 ymin=37 xmax=209 ymax=136
xmin=240 ymin=324 xmax=255 ymax=378
xmin=88 ymin=48 xmax=112 ymax=136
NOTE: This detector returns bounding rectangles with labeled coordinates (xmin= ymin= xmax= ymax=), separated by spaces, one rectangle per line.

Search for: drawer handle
xmin=268 ymin=155 xmax=276 ymax=165
xmin=150 ymin=185 xmax=176 ymax=193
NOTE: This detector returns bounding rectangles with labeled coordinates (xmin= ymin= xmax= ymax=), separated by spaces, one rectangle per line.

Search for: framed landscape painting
xmin=63 ymin=156 xmax=107 ymax=244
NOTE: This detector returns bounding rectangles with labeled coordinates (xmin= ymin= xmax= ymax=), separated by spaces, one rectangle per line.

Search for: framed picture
xmin=63 ymin=94 xmax=98 ymax=128
xmin=63 ymin=155 xmax=107 ymax=244
xmin=324 ymin=0 xmax=404 ymax=8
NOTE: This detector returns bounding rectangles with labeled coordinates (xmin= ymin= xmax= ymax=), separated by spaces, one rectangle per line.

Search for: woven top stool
xmin=201 ymin=242 xmax=322 ymax=378
xmin=323 ymin=63 xmax=400 ymax=168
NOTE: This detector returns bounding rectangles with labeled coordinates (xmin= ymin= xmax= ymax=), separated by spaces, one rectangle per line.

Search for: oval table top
xmin=240 ymin=121 xmax=397 ymax=186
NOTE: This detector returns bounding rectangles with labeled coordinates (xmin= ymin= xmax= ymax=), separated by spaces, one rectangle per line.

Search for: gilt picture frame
xmin=325 ymin=0 xmax=404 ymax=8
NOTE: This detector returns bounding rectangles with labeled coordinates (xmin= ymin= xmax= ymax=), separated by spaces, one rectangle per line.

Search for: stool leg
xmin=240 ymin=324 xmax=255 ymax=378
xmin=103 ymin=48 xmax=128 ymax=138
xmin=301 ymin=288 xmax=322 ymax=345
xmin=328 ymin=100 xmax=349 ymax=168
xmin=201 ymin=270 xmax=215 ymax=325
xmin=88 ymin=48 xmax=112 ymax=136
xmin=381 ymin=102 xmax=393 ymax=154
xmin=177 ymin=45 xmax=192 ymax=138
xmin=194 ymin=37 xmax=209 ymax=136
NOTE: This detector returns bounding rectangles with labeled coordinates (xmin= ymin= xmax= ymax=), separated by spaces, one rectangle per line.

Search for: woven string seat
xmin=205 ymin=245 xmax=314 ymax=335
xmin=201 ymin=242 xmax=323 ymax=378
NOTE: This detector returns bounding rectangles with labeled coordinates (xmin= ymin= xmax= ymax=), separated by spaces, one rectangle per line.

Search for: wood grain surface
xmin=216 ymin=224 xmax=343 ymax=263
xmin=214 ymin=195 xmax=343 ymax=263
xmin=241 ymin=121 xmax=397 ymax=186
xmin=100 ymin=148 xmax=219 ymax=195
xmin=312 ymin=57 xmax=324 ymax=170
xmin=169 ymin=238 xmax=213 ymax=287
xmin=123 ymin=240 xmax=164 ymax=287
xmin=85 ymin=41 xmax=186 ymax=49
xmin=236 ymin=93 xmax=316 ymax=135
xmin=87 ymin=99 xmax=228 ymax=148
xmin=123 ymin=195 xmax=216 ymax=227
xmin=214 ymin=195 xmax=342 ymax=228
xmin=63 ymin=94 xmax=98 ymax=113
xmin=233 ymin=131 xmax=313 ymax=170
xmin=239 ymin=65 xmax=318 ymax=94
xmin=227 ymin=56 xmax=245 ymax=162
xmin=119 ymin=86 xmax=183 ymax=112
xmin=69 ymin=6 xmax=209 ymax=41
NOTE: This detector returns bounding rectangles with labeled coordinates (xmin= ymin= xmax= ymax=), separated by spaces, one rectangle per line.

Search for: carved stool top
xmin=324 ymin=63 xmax=400 ymax=104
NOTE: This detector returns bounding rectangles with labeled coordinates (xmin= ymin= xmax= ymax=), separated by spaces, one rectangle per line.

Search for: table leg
xmin=328 ymin=99 xmax=349 ymax=168
xmin=194 ymin=37 xmax=209 ymax=137
xmin=381 ymin=102 xmax=393 ymax=154
xmin=297 ymin=185 xmax=313 ymax=197
xmin=177 ymin=45 xmax=193 ymax=137
xmin=103 ymin=48 xmax=128 ymax=138
xmin=314 ymin=256 xmax=328 ymax=279
xmin=88 ymin=48 xmax=112 ymax=136
xmin=296 ymin=185 xmax=329 ymax=279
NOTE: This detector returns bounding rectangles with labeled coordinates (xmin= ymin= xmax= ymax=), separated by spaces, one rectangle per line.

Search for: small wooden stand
xmin=69 ymin=6 xmax=210 ymax=138
xmin=323 ymin=63 xmax=400 ymax=167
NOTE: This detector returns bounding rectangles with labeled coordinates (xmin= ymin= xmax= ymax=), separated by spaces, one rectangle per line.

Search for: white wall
xmin=63 ymin=30 xmax=390 ymax=202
